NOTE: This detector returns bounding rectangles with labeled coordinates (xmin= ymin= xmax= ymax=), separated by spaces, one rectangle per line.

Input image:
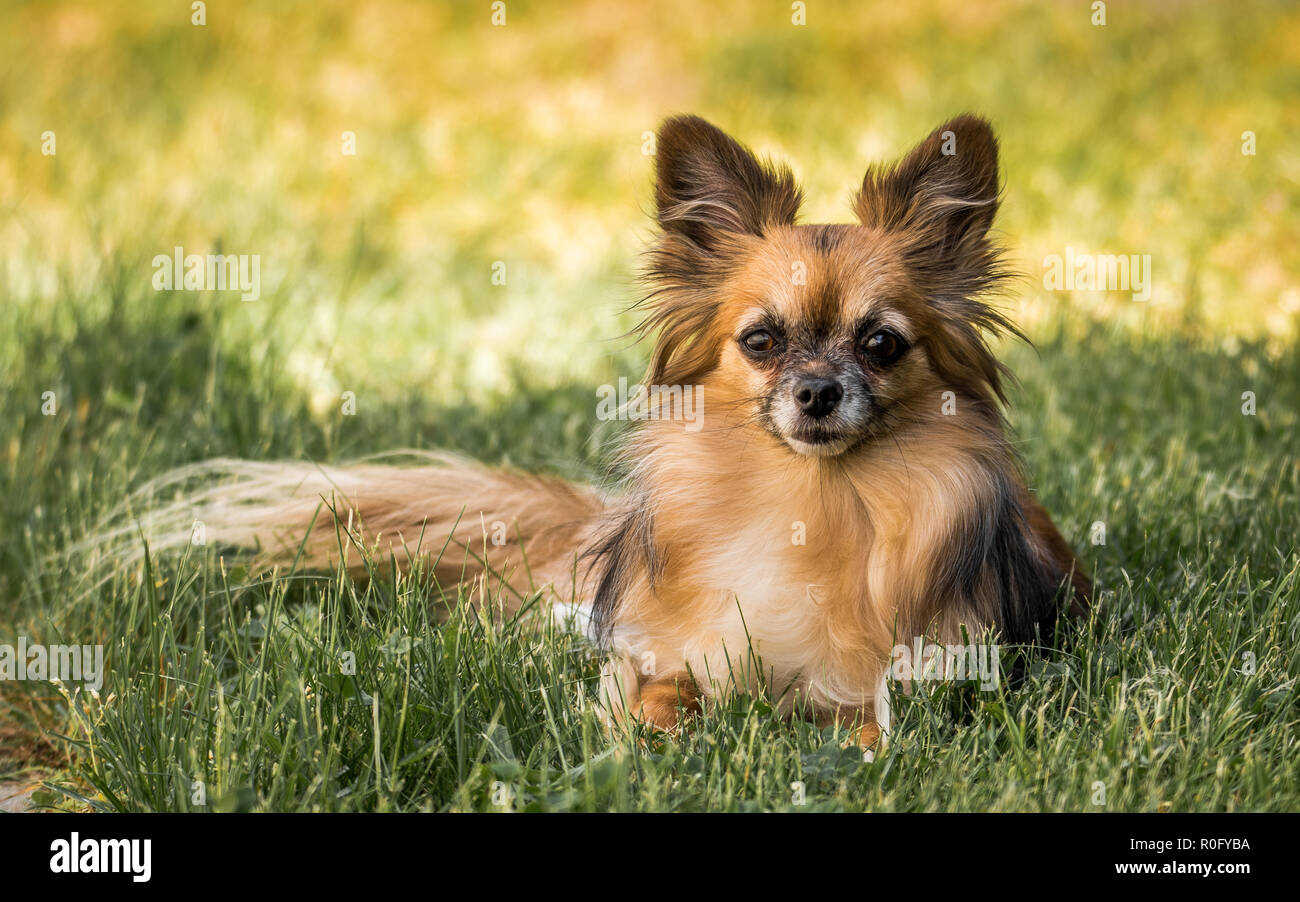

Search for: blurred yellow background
xmin=2 ymin=0 xmax=1297 ymax=414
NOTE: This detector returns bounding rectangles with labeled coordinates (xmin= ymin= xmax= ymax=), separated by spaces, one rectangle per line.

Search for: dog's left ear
xmin=857 ymin=116 xmax=1016 ymax=405
xmin=854 ymin=115 xmax=1000 ymax=265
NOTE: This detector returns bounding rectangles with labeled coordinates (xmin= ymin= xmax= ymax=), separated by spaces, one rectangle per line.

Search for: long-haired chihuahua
xmin=115 ymin=114 xmax=1091 ymax=750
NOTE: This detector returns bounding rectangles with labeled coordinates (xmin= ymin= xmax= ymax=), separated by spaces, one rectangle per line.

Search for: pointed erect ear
xmin=854 ymin=115 xmax=1001 ymax=258
xmin=654 ymin=115 xmax=802 ymax=253
xmin=856 ymin=117 xmax=1017 ymax=406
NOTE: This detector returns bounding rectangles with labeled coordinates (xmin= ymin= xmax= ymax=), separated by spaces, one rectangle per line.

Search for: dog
xmin=114 ymin=114 xmax=1090 ymax=750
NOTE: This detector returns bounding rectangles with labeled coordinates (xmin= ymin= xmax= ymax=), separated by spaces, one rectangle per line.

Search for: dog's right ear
xmin=639 ymin=118 xmax=799 ymax=386
xmin=654 ymin=115 xmax=802 ymax=254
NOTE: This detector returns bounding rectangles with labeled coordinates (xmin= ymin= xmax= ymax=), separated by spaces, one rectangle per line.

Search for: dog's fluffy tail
xmin=86 ymin=450 xmax=605 ymax=606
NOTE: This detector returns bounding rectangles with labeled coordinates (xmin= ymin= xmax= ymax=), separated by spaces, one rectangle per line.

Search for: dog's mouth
xmin=783 ymin=426 xmax=857 ymax=457
xmin=763 ymin=387 xmax=877 ymax=458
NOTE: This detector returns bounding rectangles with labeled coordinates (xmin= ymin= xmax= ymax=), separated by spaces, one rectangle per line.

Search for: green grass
xmin=7 ymin=305 xmax=1297 ymax=812
xmin=1 ymin=0 xmax=1298 ymax=811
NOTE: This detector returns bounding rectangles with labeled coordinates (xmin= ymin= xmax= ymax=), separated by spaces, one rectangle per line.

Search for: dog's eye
xmin=741 ymin=329 xmax=776 ymax=355
xmin=860 ymin=330 xmax=906 ymax=365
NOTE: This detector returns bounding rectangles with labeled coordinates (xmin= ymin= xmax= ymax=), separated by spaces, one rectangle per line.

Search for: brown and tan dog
xmin=119 ymin=115 xmax=1090 ymax=749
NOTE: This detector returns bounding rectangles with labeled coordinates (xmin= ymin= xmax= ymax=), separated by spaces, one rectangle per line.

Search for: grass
xmin=1 ymin=0 xmax=1298 ymax=811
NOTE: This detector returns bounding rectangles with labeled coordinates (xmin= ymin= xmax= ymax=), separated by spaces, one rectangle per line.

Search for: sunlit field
xmin=1 ymin=0 xmax=1297 ymax=812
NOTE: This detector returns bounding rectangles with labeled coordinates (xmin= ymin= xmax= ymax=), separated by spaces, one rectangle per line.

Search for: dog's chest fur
xmin=608 ymin=424 xmax=988 ymax=712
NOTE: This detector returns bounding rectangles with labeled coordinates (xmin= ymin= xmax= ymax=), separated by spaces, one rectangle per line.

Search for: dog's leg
xmin=598 ymin=654 xmax=701 ymax=732
xmin=821 ymin=675 xmax=891 ymax=760
xmin=867 ymin=671 xmax=891 ymax=761
xmin=635 ymin=673 xmax=702 ymax=730
xmin=875 ymin=672 xmax=891 ymax=734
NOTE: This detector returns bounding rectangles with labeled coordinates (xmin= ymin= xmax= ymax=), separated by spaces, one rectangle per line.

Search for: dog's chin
xmin=782 ymin=428 xmax=858 ymax=458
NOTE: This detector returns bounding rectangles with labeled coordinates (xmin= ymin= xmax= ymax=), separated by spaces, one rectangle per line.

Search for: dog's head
xmin=639 ymin=114 xmax=1020 ymax=457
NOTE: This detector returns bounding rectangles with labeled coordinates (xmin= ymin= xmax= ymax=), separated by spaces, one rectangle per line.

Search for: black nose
xmin=793 ymin=376 xmax=842 ymax=418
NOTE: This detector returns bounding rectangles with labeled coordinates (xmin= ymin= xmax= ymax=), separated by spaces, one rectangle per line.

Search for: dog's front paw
xmin=845 ymin=723 xmax=882 ymax=761
xmin=634 ymin=675 xmax=702 ymax=731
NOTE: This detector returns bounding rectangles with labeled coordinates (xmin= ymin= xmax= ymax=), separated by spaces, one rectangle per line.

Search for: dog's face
xmin=640 ymin=114 xmax=1018 ymax=457
xmin=709 ymin=225 xmax=935 ymax=456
